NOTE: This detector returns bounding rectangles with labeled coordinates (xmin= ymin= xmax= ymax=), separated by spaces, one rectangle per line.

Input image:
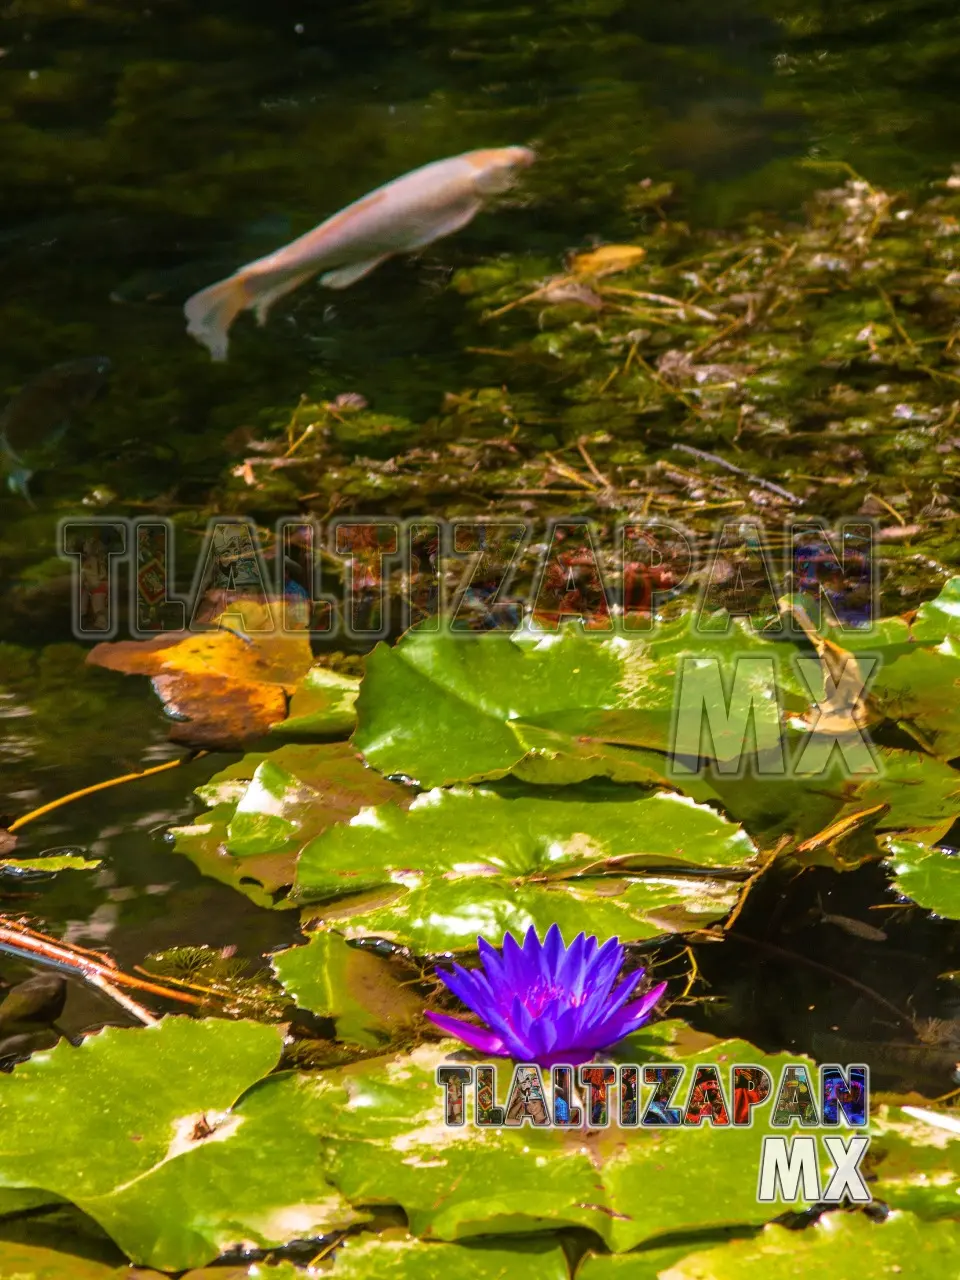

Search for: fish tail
xmin=184 ymin=274 xmax=249 ymax=362
xmin=7 ymin=467 xmax=34 ymax=506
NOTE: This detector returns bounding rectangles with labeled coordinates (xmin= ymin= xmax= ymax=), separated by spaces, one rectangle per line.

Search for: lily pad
xmin=293 ymin=783 xmax=754 ymax=949
xmin=170 ymin=744 xmax=408 ymax=909
xmin=270 ymin=667 xmax=361 ymax=740
xmin=0 ymin=1017 xmax=366 ymax=1270
xmin=885 ymin=839 xmax=960 ymax=919
xmin=353 ymin=622 xmax=810 ymax=789
xmin=868 ymin=1103 xmax=960 ymax=1217
xmin=271 ymin=931 xmax=424 ymax=1047
xmin=650 ymin=1212 xmax=960 ymax=1279
xmin=261 ymin=1024 xmax=832 ymax=1252
xmin=910 ymin=577 xmax=960 ymax=645
xmin=0 ymin=853 xmax=100 ymax=875
xmin=326 ymin=1230 xmax=570 ymax=1279
xmin=576 ymin=1240 xmax=753 ymax=1280
xmin=0 ymin=1242 xmax=159 ymax=1279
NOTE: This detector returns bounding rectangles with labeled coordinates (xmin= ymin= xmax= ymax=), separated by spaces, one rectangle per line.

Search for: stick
xmin=8 ymin=754 xmax=206 ymax=833
xmin=86 ymin=971 xmax=159 ymax=1026
xmin=0 ymin=920 xmax=203 ymax=1007
xmin=670 ymin=443 xmax=804 ymax=505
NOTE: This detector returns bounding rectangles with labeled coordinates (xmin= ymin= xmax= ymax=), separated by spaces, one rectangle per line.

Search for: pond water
xmin=2 ymin=0 xmax=960 ymax=1035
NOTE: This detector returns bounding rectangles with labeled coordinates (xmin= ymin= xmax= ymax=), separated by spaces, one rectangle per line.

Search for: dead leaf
xmin=87 ymin=602 xmax=313 ymax=749
xmin=570 ymin=244 xmax=647 ymax=278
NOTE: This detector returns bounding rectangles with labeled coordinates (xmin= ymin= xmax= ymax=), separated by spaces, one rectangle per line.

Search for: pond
xmin=2 ymin=0 xmax=960 ymax=1276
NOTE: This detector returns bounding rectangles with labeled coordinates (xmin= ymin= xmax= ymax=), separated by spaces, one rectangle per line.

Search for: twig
xmin=722 ymin=835 xmax=791 ymax=934
xmin=7 ymin=754 xmax=207 ymax=833
xmin=544 ymin=452 xmax=597 ymax=491
xmin=603 ymin=287 xmax=724 ymax=323
xmin=576 ymin=437 xmax=613 ymax=489
xmin=670 ymin=443 xmax=804 ymax=506
xmin=0 ymin=919 xmax=203 ymax=1008
xmin=86 ymin=971 xmax=159 ymax=1026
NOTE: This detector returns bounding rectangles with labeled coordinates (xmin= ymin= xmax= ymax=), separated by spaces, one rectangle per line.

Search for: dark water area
xmin=2 ymin=0 xmax=960 ymax=1011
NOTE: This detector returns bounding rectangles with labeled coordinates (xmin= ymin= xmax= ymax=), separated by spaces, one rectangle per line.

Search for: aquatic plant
xmin=425 ymin=923 xmax=668 ymax=1066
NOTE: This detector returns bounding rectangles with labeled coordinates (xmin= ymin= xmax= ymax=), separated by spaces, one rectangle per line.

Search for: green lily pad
xmin=910 ymin=577 xmax=960 ymax=645
xmin=0 ymin=854 xmax=100 ymax=875
xmin=712 ymin=746 xmax=960 ymax=855
xmin=576 ymin=1240 xmax=753 ymax=1280
xmin=0 ymin=1017 xmax=364 ymax=1270
xmin=868 ymin=1104 xmax=960 ymax=1218
xmin=0 ymin=1242 xmax=159 ymax=1279
xmin=182 ymin=1266 xmax=305 ymax=1280
xmin=270 ymin=667 xmax=361 ymax=740
xmin=302 ymin=870 xmax=740 ymax=953
xmin=353 ymin=622 xmax=810 ymax=789
xmin=0 ymin=1189 xmax=61 ymax=1216
xmin=271 ymin=931 xmax=424 ymax=1047
xmin=326 ymin=1231 xmax=570 ymax=1279
xmin=651 ymin=1212 xmax=959 ymax=1278
xmin=182 ymin=1266 xmax=304 ymax=1280
xmin=870 ymin=640 xmax=960 ymax=759
xmin=293 ymin=783 xmax=753 ymax=949
xmin=170 ymin=744 xmax=408 ymax=909
xmin=885 ymin=839 xmax=960 ymax=919
xmin=277 ymin=1024 xmax=834 ymax=1251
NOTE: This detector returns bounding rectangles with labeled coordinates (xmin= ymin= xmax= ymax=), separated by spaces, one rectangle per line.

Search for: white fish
xmin=184 ymin=146 xmax=536 ymax=361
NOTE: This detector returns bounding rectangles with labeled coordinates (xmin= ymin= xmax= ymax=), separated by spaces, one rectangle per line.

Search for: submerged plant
xmin=426 ymin=923 xmax=667 ymax=1067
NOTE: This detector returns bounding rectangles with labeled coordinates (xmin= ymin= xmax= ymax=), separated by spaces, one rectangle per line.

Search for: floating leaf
xmin=326 ymin=1231 xmax=569 ymax=1278
xmin=910 ymin=577 xmax=960 ymax=645
xmin=0 ymin=853 xmax=100 ymax=875
xmin=293 ymin=783 xmax=753 ymax=949
xmin=0 ymin=1017 xmax=366 ymax=1270
xmin=270 ymin=667 xmax=361 ymax=739
xmin=653 ymin=1212 xmax=960 ymax=1278
xmin=353 ymin=623 xmax=809 ymax=790
xmin=0 ymin=1241 xmax=159 ymax=1279
xmin=871 ymin=640 xmax=960 ymax=760
xmin=171 ymin=744 xmax=408 ymax=909
xmin=273 ymin=1024 xmax=830 ymax=1251
xmin=271 ymin=931 xmax=423 ymax=1047
xmin=868 ymin=1103 xmax=960 ymax=1218
xmin=885 ymin=839 xmax=960 ymax=919
xmin=87 ymin=606 xmax=313 ymax=750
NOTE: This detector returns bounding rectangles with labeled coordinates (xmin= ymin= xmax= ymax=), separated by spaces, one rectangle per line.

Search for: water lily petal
xmin=435 ymin=962 xmax=495 ymax=1014
xmin=542 ymin=922 xmax=565 ymax=976
xmin=586 ymin=981 xmax=668 ymax=1048
xmin=424 ymin=1011 xmax=507 ymax=1056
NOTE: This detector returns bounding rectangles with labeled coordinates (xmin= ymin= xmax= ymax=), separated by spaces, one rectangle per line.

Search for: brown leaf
xmin=87 ymin=605 xmax=313 ymax=750
xmin=570 ymin=244 xmax=647 ymax=278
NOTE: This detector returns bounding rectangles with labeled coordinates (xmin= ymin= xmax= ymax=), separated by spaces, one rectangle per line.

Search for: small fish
xmin=0 ymin=356 xmax=111 ymax=502
xmin=816 ymin=893 xmax=888 ymax=942
xmin=184 ymin=146 xmax=536 ymax=361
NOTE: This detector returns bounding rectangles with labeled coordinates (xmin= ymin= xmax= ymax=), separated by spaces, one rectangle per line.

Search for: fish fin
xmin=319 ymin=256 xmax=390 ymax=289
xmin=184 ymin=274 xmax=249 ymax=362
xmin=250 ymin=268 xmax=318 ymax=326
xmin=7 ymin=467 xmax=34 ymax=506
xmin=403 ymin=199 xmax=484 ymax=250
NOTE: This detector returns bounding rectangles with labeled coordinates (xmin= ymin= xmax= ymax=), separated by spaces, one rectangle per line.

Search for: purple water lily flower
xmin=425 ymin=924 xmax=668 ymax=1068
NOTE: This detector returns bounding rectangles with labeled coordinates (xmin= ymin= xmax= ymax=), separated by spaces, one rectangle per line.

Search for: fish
xmin=184 ymin=146 xmax=536 ymax=361
xmin=0 ymin=357 xmax=111 ymax=502
xmin=815 ymin=894 xmax=888 ymax=942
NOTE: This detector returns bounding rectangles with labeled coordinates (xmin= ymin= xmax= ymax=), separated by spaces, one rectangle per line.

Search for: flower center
xmin=520 ymin=980 xmax=585 ymax=1016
